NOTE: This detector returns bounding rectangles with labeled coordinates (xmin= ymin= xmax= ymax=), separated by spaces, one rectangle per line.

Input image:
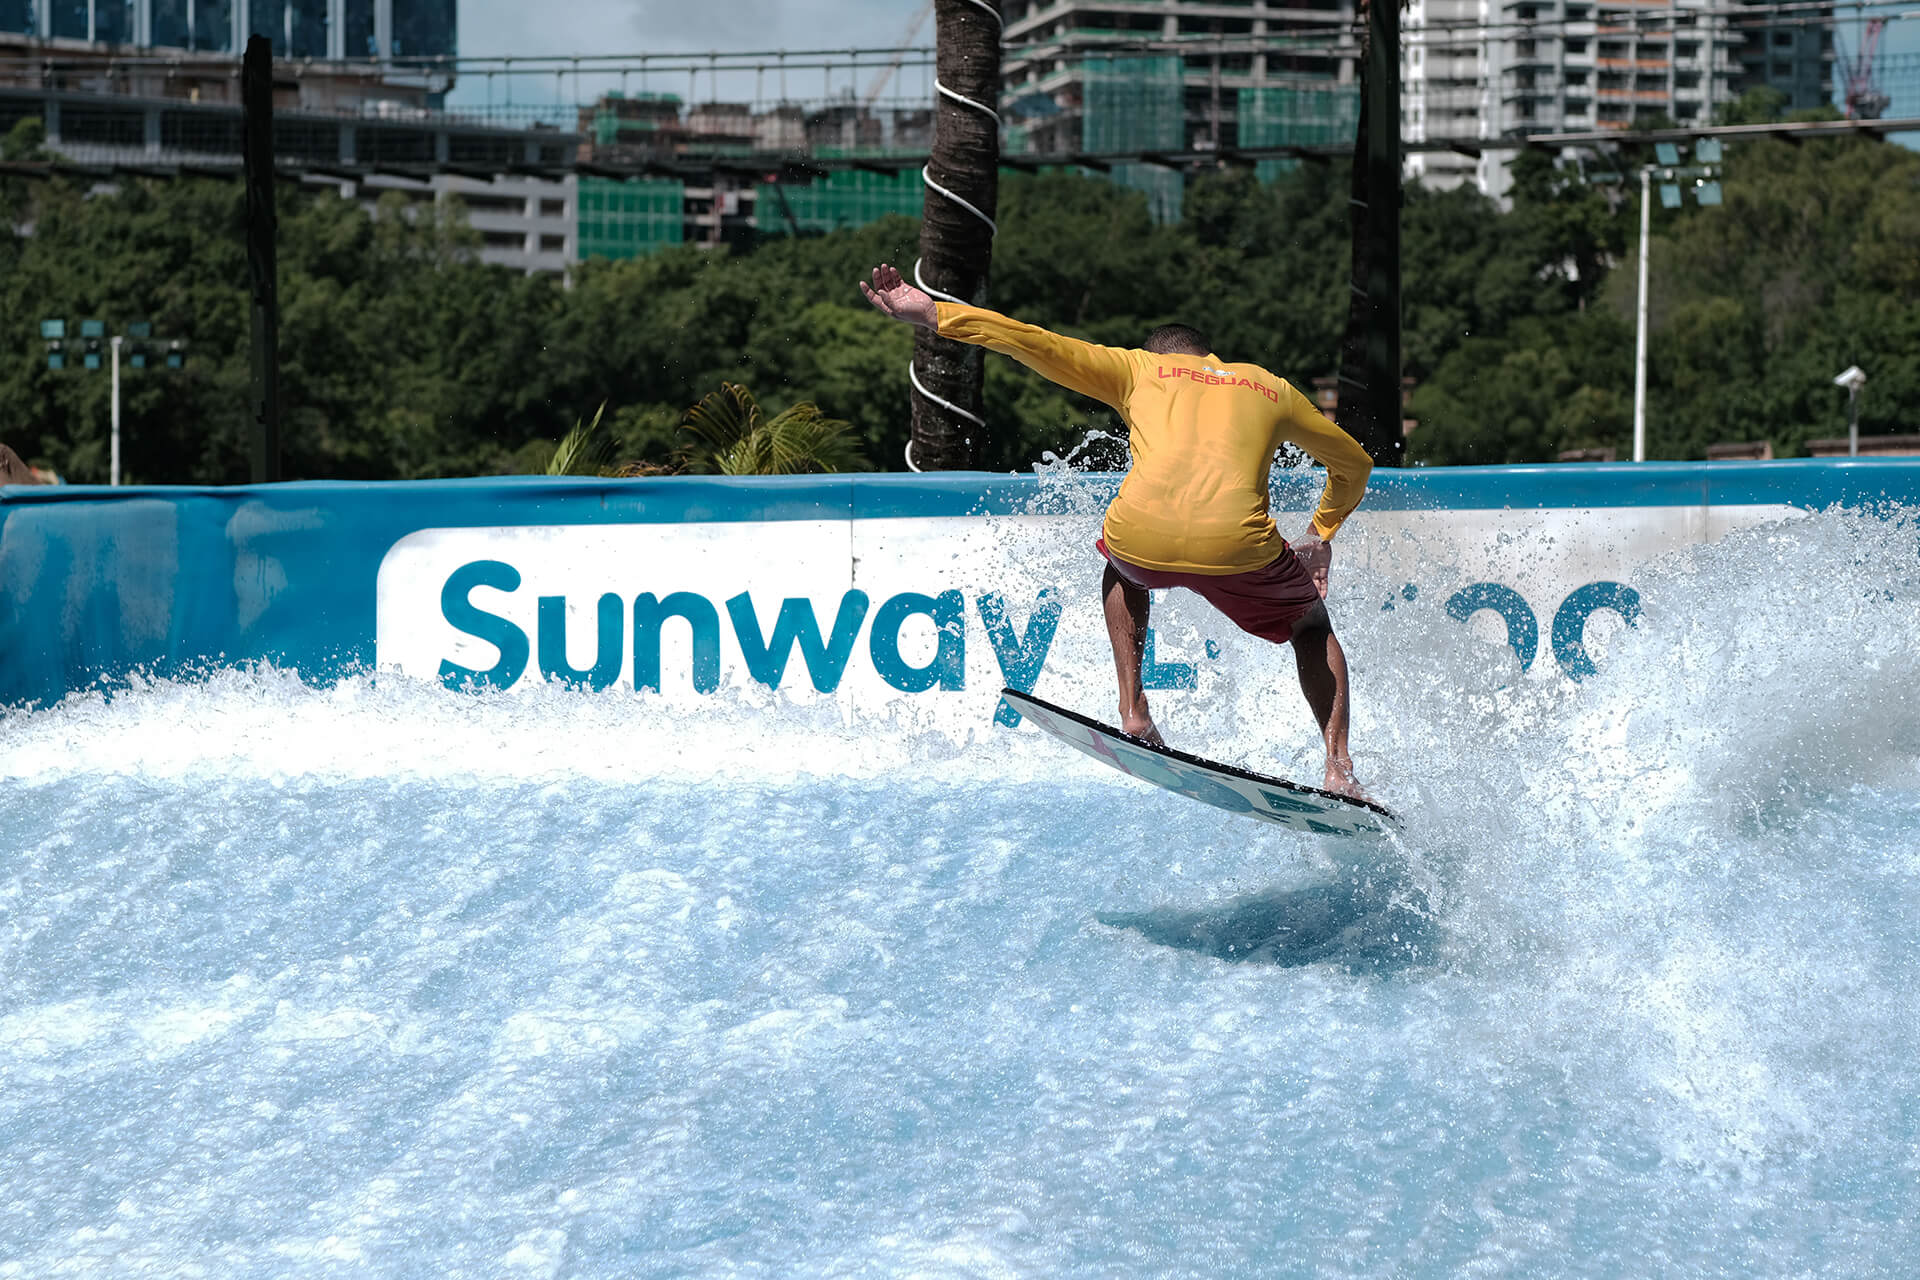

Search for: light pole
xmin=1834 ymin=365 xmax=1867 ymax=456
xmin=1630 ymin=139 xmax=1723 ymax=462
xmin=110 ymin=335 xmax=122 ymax=486
xmin=1633 ymin=165 xmax=1651 ymax=463
xmin=41 ymin=319 xmax=186 ymax=485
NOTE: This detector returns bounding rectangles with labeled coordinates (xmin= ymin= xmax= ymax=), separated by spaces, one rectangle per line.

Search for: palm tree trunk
xmin=910 ymin=0 xmax=1003 ymax=471
xmin=1334 ymin=0 xmax=1406 ymax=467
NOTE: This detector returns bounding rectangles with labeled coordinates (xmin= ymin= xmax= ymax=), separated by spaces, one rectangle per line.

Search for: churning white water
xmin=3 ymin=503 xmax=1918 ymax=1278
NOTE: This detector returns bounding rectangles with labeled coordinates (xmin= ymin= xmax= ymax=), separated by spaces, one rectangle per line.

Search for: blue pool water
xmin=4 ymin=508 xmax=1918 ymax=1277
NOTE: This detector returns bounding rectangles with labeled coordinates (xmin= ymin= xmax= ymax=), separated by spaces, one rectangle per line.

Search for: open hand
xmin=859 ymin=263 xmax=938 ymax=328
xmin=1293 ymin=533 xmax=1332 ymax=599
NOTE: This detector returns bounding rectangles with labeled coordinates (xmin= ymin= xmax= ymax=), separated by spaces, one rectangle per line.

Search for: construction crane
xmin=864 ymin=0 xmax=935 ymax=106
xmin=1841 ymin=17 xmax=1891 ymax=120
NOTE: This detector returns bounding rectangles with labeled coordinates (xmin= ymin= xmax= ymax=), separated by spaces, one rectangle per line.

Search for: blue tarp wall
xmin=4 ymin=462 xmax=1918 ymax=710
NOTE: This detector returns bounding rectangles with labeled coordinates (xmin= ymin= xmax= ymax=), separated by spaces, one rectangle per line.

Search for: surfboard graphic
xmin=1000 ymin=688 xmax=1402 ymax=839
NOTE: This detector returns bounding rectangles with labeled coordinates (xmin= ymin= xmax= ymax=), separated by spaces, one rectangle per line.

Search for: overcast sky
xmin=456 ymin=0 xmax=929 ymax=57
xmin=445 ymin=0 xmax=938 ymax=111
xmin=444 ymin=1 xmax=1918 ymax=121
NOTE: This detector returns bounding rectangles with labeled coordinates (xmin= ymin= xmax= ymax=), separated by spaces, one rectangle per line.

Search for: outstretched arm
xmin=860 ymin=262 xmax=1138 ymax=409
xmin=860 ymin=263 xmax=938 ymax=328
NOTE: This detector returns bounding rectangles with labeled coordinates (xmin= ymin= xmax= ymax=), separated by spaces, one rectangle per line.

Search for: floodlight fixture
xmin=1655 ymin=142 xmax=1681 ymax=165
xmin=1660 ymin=183 xmax=1682 ymax=208
xmin=127 ymin=321 xmax=153 ymax=339
xmin=40 ymin=319 xmax=65 ymax=340
xmin=1695 ymin=180 xmax=1722 ymax=206
xmin=80 ymin=319 xmax=105 ymax=339
xmin=1834 ymin=365 xmax=1867 ymax=391
xmin=1695 ymin=138 xmax=1723 ymax=164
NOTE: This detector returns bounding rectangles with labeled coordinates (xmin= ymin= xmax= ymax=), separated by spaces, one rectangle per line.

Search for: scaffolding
xmin=1079 ymin=55 xmax=1185 ymax=153
xmin=1076 ymin=56 xmax=1187 ymax=223
xmin=577 ymin=176 xmax=684 ymax=260
xmin=1238 ymin=83 xmax=1360 ymax=180
xmin=755 ymin=165 xmax=924 ymax=238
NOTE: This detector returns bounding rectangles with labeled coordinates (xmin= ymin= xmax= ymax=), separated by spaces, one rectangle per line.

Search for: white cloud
xmin=448 ymin=0 xmax=935 ymax=110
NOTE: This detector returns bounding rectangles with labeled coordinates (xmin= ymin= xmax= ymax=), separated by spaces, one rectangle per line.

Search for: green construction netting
xmin=1079 ymin=55 xmax=1185 ymax=154
xmin=577 ymin=177 xmax=685 ymax=261
xmin=755 ymin=168 xmax=925 ymax=237
xmin=1238 ymin=83 xmax=1359 ymax=180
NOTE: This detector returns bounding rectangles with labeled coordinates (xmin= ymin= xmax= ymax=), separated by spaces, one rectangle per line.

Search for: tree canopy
xmin=3 ymin=110 xmax=1917 ymax=484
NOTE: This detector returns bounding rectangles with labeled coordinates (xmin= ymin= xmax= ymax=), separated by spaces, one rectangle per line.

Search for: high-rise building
xmin=1001 ymin=0 xmax=1362 ymax=214
xmin=1405 ymin=0 xmax=1741 ymax=201
xmin=3 ymin=0 xmax=452 ymax=67
xmin=1403 ymin=0 xmax=1489 ymax=192
xmin=1731 ymin=6 xmax=1835 ymax=114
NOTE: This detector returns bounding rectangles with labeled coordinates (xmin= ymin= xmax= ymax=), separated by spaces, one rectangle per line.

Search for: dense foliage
xmin=4 ymin=101 xmax=1917 ymax=484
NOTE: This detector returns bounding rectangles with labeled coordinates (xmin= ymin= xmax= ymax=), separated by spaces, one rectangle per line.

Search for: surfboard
xmin=1000 ymin=688 xmax=1402 ymax=839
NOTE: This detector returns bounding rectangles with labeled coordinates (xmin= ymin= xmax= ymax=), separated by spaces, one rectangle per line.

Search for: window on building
xmin=194 ymin=0 xmax=232 ymax=51
xmin=343 ymin=0 xmax=377 ymax=57
xmin=50 ymin=0 xmax=86 ymax=38
xmin=1566 ymin=39 xmax=1588 ymax=53
xmin=392 ymin=0 xmax=456 ymax=58
xmin=247 ymin=1 xmax=327 ymax=58
xmin=91 ymin=0 xmax=133 ymax=42
xmin=1676 ymin=41 xmax=1698 ymax=59
xmin=539 ymin=234 xmax=567 ymax=253
xmin=153 ymin=0 xmax=190 ymax=46
xmin=1772 ymin=30 xmax=1793 ymax=48
xmin=1566 ymin=70 xmax=1589 ymax=86
xmin=540 ymin=199 xmax=567 ymax=218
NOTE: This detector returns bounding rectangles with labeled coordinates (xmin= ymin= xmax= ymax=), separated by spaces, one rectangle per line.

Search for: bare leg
xmin=1289 ymin=602 xmax=1365 ymax=798
xmin=1102 ymin=564 xmax=1164 ymax=744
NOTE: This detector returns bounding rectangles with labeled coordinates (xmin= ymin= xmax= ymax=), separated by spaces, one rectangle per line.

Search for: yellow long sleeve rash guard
xmin=935 ymin=302 xmax=1373 ymax=575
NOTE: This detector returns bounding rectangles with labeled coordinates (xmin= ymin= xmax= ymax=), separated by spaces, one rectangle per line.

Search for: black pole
xmin=243 ymin=35 xmax=281 ymax=483
xmin=1334 ymin=0 xmax=1406 ymax=467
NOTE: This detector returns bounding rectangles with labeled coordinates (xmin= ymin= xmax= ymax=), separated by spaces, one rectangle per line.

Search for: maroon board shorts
xmin=1097 ymin=537 xmax=1322 ymax=645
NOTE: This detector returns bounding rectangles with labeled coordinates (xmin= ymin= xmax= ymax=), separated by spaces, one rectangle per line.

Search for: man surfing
xmin=860 ymin=264 xmax=1375 ymax=798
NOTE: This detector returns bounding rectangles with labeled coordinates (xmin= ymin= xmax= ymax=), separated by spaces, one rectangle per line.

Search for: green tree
xmin=678 ymin=382 xmax=868 ymax=475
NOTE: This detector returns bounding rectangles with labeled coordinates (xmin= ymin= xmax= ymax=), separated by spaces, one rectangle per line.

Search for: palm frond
xmin=548 ymin=401 xmax=616 ymax=476
xmin=678 ymin=384 xmax=867 ymax=476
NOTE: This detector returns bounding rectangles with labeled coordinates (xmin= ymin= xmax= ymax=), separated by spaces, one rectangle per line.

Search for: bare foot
xmin=1120 ymin=713 xmax=1165 ymax=747
xmin=1323 ymin=756 xmax=1373 ymax=803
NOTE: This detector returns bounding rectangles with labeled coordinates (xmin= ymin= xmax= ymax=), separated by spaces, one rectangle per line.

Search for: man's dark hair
xmin=1143 ymin=324 xmax=1209 ymax=356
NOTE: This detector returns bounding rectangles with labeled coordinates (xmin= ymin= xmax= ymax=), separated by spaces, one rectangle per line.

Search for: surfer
xmin=860 ymin=263 xmax=1375 ymax=798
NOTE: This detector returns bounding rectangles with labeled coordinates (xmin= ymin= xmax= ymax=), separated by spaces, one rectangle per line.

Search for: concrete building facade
xmin=1 ymin=1 xmax=454 ymax=68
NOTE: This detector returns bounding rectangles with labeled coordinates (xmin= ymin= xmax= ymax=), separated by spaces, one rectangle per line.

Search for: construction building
xmin=2 ymin=1 xmax=454 ymax=65
xmin=1405 ymin=1 xmax=1835 ymax=201
xmin=0 ymin=2 xmax=587 ymax=273
xmin=1734 ymin=9 xmax=1838 ymax=115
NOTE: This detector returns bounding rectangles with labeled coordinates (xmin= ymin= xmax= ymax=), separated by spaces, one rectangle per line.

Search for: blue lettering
xmin=979 ymin=589 xmax=1063 ymax=727
xmin=438 ymin=560 xmax=529 ymax=690
xmin=726 ymin=591 xmax=870 ymax=692
xmin=870 ymin=591 xmax=966 ymax=693
xmin=537 ymin=593 xmax=624 ymax=691
xmin=1142 ymin=626 xmax=1197 ymax=691
xmin=634 ymin=592 xmax=722 ymax=693
xmin=1446 ymin=582 xmax=1540 ymax=672
xmin=1552 ymin=582 xmax=1642 ymax=681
